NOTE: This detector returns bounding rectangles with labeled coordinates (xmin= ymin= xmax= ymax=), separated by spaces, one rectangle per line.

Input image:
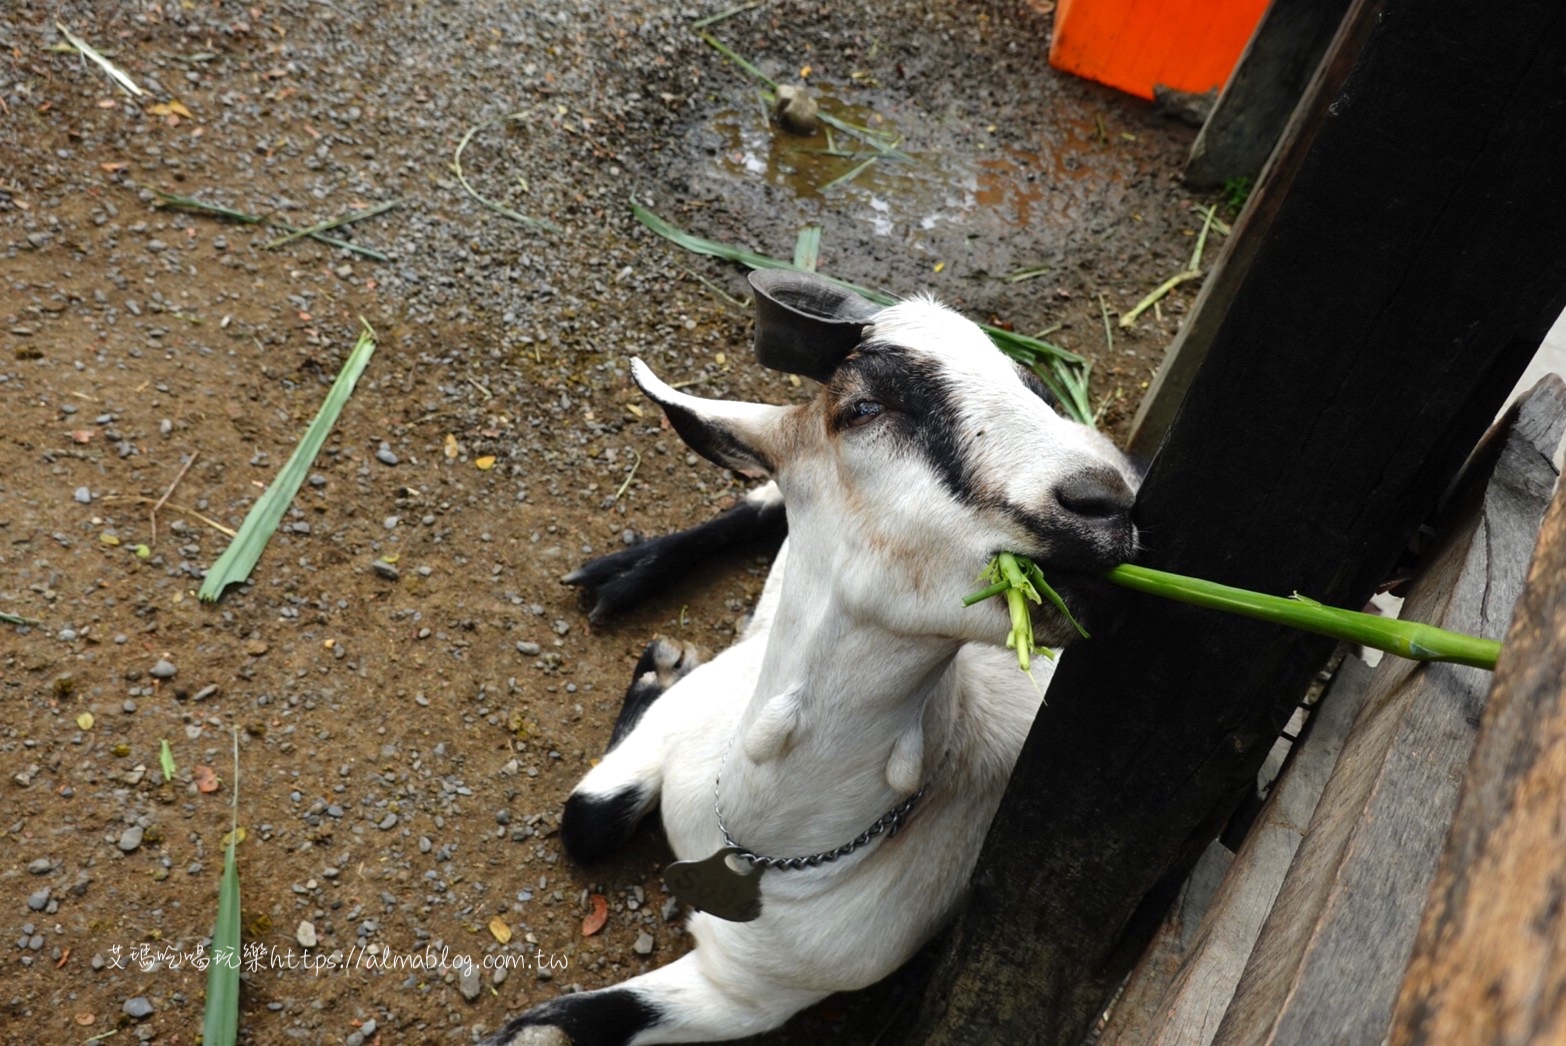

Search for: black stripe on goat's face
xmin=820 ymin=309 xmax=1136 ymax=576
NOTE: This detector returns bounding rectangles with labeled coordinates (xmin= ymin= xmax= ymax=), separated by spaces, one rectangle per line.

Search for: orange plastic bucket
xmin=1047 ymin=0 xmax=1270 ymax=101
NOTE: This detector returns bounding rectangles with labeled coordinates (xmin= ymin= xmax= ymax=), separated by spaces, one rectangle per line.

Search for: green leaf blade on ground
xmin=202 ymin=832 xmax=241 ymax=1046
xmin=199 ymin=321 xmax=378 ymax=602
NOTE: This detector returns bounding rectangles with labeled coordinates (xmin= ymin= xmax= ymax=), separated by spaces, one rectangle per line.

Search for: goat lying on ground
xmin=486 ymin=271 xmax=1139 ymax=1046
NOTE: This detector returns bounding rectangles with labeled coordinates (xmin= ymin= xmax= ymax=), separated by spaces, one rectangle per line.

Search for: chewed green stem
xmin=1104 ymin=564 xmax=1501 ymax=670
xmin=965 ymin=557 xmax=1503 ymax=673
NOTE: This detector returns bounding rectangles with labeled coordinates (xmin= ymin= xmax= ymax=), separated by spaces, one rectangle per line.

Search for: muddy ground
xmin=1 ymin=0 xmax=1225 ymax=1041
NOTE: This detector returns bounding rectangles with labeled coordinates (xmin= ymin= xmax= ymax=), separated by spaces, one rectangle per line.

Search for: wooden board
xmin=894 ymin=0 xmax=1566 ymax=1027
xmin=1213 ymin=377 xmax=1566 ymax=1045
xmin=1184 ymin=0 xmax=1353 ymax=188
xmin=1389 ymin=388 xmax=1566 ymax=1045
xmin=1112 ymin=657 xmax=1375 ymax=1046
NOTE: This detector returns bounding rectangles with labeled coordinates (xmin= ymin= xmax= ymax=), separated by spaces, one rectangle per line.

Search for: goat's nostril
xmin=1054 ymin=468 xmax=1134 ymax=519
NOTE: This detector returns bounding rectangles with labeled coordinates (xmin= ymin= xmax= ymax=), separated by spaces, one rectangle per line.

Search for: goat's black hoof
xmin=484 ymin=988 xmax=662 ymax=1046
xmin=609 ymin=638 xmax=701 ymax=748
xmin=560 ymin=786 xmax=651 ymax=864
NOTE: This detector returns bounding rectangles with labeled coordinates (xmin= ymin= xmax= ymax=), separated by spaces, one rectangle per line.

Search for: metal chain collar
xmin=712 ymin=737 xmax=932 ymax=871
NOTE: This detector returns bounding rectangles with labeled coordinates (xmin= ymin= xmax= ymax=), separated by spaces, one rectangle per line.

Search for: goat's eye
xmin=846 ymin=399 xmax=885 ymax=427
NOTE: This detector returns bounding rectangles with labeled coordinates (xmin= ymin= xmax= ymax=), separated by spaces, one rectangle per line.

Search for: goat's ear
xmin=748 ymin=269 xmax=881 ymax=384
xmin=631 ymin=359 xmax=788 ymax=476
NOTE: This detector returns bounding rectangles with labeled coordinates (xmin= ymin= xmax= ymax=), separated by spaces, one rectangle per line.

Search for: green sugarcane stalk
xmin=967 ymin=557 xmax=1502 ymax=672
xmin=1104 ymin=564 xmax=1501 ymax=670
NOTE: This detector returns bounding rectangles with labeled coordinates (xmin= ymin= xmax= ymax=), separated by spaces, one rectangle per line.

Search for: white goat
xmin=487 ymin=271 xmax=1139 ymax=1046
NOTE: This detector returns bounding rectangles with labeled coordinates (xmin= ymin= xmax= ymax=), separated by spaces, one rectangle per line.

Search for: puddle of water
xmin=708 ymin=93 xmax=1119 ymax=267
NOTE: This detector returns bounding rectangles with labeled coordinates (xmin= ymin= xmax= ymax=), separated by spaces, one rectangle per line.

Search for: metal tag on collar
xmin=664 ymin=847 xmax=764 ymax=923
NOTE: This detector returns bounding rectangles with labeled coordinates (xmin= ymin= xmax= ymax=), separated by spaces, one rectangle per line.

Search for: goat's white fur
xmin=501 ymin=294 xmax=1138 ymax=1045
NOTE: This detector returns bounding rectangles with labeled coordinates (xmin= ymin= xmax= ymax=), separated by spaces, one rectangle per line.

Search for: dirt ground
xmin=0 ymin=0 xmax=1224 ymax=1041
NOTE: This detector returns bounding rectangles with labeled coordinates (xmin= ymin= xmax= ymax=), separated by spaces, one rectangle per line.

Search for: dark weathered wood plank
xmin=896 ymin=0 xmax=1566 ymax=1036
xmin=1390 ymin=383 xmax=1566 ymax=1046
xmin=1214 ymin=377 xmax=1566 ymax=1045
xmin=1184 ymin=0 xmax=1352 ymax=189
xmin=1097 ymin=840 xmax=1234 ymax=1046
xmin=1118 ymin=657 xmax=1374 ymax=1046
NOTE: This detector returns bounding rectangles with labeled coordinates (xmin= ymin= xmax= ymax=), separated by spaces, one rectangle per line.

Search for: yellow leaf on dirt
xmin=222 ymin=826 xmax=247 ymax=847
xmin=488 ymin=916 xmax=512 ymax=944
xmin=475 ymin=455 xmax=495 ymax=471
xmin=443 ymin=433 xmax=460 ymax=459
xmin=148 ymin=100 xmax=193 ymax=118
xmin=77 ymin=712 xmax=95 ymax=730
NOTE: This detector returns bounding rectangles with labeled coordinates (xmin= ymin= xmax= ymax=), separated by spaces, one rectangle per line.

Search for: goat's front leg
xmin=559 ymin=638 xmax=700 ymax=863
xmin=483 ymin=951 xmax=826 ymax=1046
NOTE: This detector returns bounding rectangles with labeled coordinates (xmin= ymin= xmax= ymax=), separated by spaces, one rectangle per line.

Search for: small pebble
xmin=372 ymin=559 xmax=400 ymax=581
xmin=149 ymin=659 xmax=177 ymax=679
xmin=118 ymin=825 xmax=144 ymax=853
xmin=296 ymin=920 xmax=318 ymax=948
xmin=123 ymin=996 xmax=154 ymax=1019
xmin=27 ymin=888 xmax=50 ymax=912
xmin=458 ymin=962 xmax=482 ymax=1001
xmin=633 ymin=931 xmax=655 ymax=956
xmin=375 ymin=443 xmax=399 ymax=466
xmin=27 ymin=858 xmax=53 ymax=875
xmin=73 ymin=486 xmax=92 ymax=504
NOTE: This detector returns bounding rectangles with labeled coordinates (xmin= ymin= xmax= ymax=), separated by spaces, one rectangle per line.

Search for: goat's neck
xmin=718 ymin=546 xmax=963 ymax=857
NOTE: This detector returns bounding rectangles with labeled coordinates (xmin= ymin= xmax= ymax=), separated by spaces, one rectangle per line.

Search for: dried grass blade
xmin=819 ymin=155 xmax=878 ymax=192
xmin=56 ymin=23 xmax=143 ymax=96
xmin=199 ymin=321 xmax=377 ymax=602
xmin=153 ymin=191 xmax=390 ymax=259
xmin=264 ymin=198 xmax=402 ymax=250
xmin=699 ymin=31 xmax=777 ymax=90
xmin=451 ymin=113 xmax=561 ymax=233
xmin=692 ymin=0 xmax=765 ymax=30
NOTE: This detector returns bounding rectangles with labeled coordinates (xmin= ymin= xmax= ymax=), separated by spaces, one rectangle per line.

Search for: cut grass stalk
xmin=152 ymin=191 xmax=390 ymax=260
xmin=966 ymin=556 xmax=1503 ymax=672
xmin=631 ymin=202 xmax=1096 ymax=424
xmin=1188 ymin=205 xmax=1217 ymax=270
xmin=2 ymin=610 xmax=42 ymax=627
xmin=263 ymin=198 xmax=402 ymax=250
xmin=451 ymin=111 xmax=562 ymax=233
xmin=1118 ymin=269 xmax=1202 ymax=330
xmin=199 ymin=321 xmax=377 ymax=602
xmin=1118 ymin=206 xmax=1216 ymax=330
xmin=202 ymin=728 xmax=242 ymax=1046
